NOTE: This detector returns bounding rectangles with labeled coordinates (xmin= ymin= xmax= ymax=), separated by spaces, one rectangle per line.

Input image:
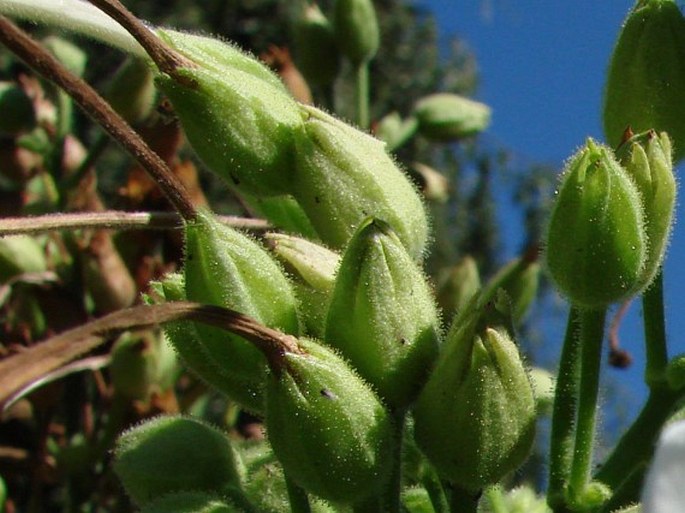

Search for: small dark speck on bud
xmin=320 ymin=389 xmax=337 ymax=400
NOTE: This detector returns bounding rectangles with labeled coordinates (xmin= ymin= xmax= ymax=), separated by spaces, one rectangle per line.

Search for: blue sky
xmin=420 ymin=1 xmax=685 ymax=428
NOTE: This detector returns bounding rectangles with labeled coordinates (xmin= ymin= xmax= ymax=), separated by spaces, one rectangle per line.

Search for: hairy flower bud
xmin=333 ymin=0 xmax=380 ymax=65
xmin=546 ymin=139 xmax=646 ymax=308
xmin=293 ymin=105 xmax=429 ymax=259
xmin=182 ymin=210 xmax=300 ymax=411
xmin=436 ymin=255 xmax=481 ymax=316
xmin=109 ymin=333 xmax=160 ymax=401
xmin=0 ymin=235 xmax=46 ymax=281
xmin=604 ymin=0 xmax=685 ymax=160
xmin=325 ymin=218 xmax=440 ymax=407
xmin=293 ymin=3 xmax=340 ymax=86
xmin=413 ymin=319 xmax=535 ymax=491
xmin=114 ymin=416 xmax=242 ymax=506
xmin=616 ymin=130 xmax=676 ymax=291
xmin=374 ymin=111 xmax=419 ymax=151
xmin=155 ymin=30 xmax=305 ymax=196
xmin=412 ymin=93 xmax=491 ymax=141
xmin=265 ymin=338 xmax=394 ymax=503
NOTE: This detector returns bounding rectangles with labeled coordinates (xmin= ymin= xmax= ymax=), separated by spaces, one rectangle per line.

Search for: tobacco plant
xmin=0 ymin=1 xmax=683 ymax=513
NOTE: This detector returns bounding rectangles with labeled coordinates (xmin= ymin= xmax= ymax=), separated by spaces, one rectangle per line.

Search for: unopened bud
xmin=325 ymin=218 xmax=440 ymax=407
xmin=266 ymin=338 xmax=394 ymax=503
xmin=616 ymin=130 xmax=676 ymax=291
xmin=182 ymin=210 xmax=301 ymax=411
xmin=155 ymin=30 xmax=305 ymax=196
xmin=293 ymin=105 xmax=429 ymax=259
xmin=114 ymin=416 xmax=242 ymax=506
xmin=413 ymin=323 xmax=535 ymax=491
xmin=333 ymin=0 xmax=380 ymax=65
xmin=436 ymin=255 xmax=481 ymax=316
xmin=0 ymin=235 xmax=46 ymax=281
xmin=109 ymin=333 xmax=159 ymax=401
xmin=106 ymin=57 xmax=156 ymax=125
xmin=604 ymin=0 xmax=685 ymax=161
xmin=546 ymin=139 xmax=646 ymax=308
xmin=412 ymin=93 xmax=491 ymax=141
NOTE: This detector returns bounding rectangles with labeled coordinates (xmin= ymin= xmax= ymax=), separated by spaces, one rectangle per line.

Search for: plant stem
xmin=448 ymin=485 xmax=479 ymax=513
xmin=643 ymin=270 xmax=669 ymax=389
xmin=285 ymin=474 xmax=312 ymax=513
xmin=0 ymin=15 xmax=197 ymax=220
xmin=0 ymin=0 xmax=145 ymax=57
xmin=356 ymin=62 xmax=370 ymax=129
xmin=0 ymin=211 xmax=269 ymax=236
xmin=566 ymin=307 xmax=607 ymax=505
xmin=547 ymin=306 xmax=581 ymax=510
xmin=382 ymin=409 xmax=405 ymax=513
xmin=421 ymin=468 xmax=449 ymax=513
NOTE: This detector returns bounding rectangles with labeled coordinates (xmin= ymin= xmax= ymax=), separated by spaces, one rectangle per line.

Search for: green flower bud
xmin=402 ymin=487 xmax=434 ymax=513
xmin=493 ymin=486 xmax=551 ymax=513
xmin=0 ymin=235 xmax=46 ymax=282
xmin=141 ymin=492 xmax=243 ymax=513
xmin=265 ymin=338 xmax=394 ymax=503
xmin=325 ymin=218 xmax=440 ymax=408
xmin=114 ymin=416 xmax=242 ymax=506
xmin=616 ymin=130 xmax=676 ymax=291
xmin=334 ymin=0 xmax=380 ymax=65
xmin=292 ymin=3 xmax=340 ymax=86
xmin=157 ymin=273 xmax=263 ymax=413
xmin=413 ymin=323 xmax=535 ymax=491
xmin=265 ymin=232 xmax=341 ymax=338
xmin=603 ymin=0 xmax=685 ymax=161
xmin=412 ymin=93 xmax=491 ymax=141
xmin=105 ymin=57 xmax=156 ymax=125
xmin=155 ymin=30 xmax=305 ymax=196
xmin=0 ymin=82 xmax=35 ymax=136
xmin=436 ymin=255 xmax=481 ymax=316
xmin=110 ymin=333 xmax=159 ymax=401
xmin=183 ymin=210 xmax=301 ymax=411
xmin=409 ymin=162 xmax=450 ymax=203
xmin=567 ymin=481 xmax=612 ymax=511
xmin=529 ymin=367 xmax=555 ymax=416
xmin=546 ymin=139 xmax=647 ymax=308
xmin=245 ymin=193 xmax=319 ymax=240
xmin=293 ymin=105 xmax=429 ymax=259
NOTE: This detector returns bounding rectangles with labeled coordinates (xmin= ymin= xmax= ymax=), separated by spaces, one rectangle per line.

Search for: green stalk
xmin=566 ymin=307 xmax=607 ymax=506
xmin=421 ymin=468 xmax=449 ymax=513
xmin=285 ymin=474 xmax=312 ymax=513
xmin=448 ymin=485 xmax=479 ymax=513
xmin=547 ymin=307 xmax=581 ymax=510
xmin=382 ymin=410 xmax=405 ymax=513
xmin=356 ymin=62 xmax=370 ymax=129
xmin=643 ymin=270 xmax=669 ymax=389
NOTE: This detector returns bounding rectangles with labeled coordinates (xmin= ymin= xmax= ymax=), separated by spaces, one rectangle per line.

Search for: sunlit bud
xmin=436 ymin=255 xmax=481 ymax=316
xmin=292 ymin=3 xmax=340 ymax=86
xmin=105 ymin=57 xmax=156 ymax=125
xmin=265 ymin=338 xmax=394 ymax=503
xmin=265 ymin=232 xmax=341 ymax=338
xmin=491 ymin=486 xmax=551 ymax=513
xmin=0 ymin=82 xmax=35 ymax=136
xmin=615 ymin=130 xmax=676 ymax=291
xmin=140 ymin=492 xmax=242 ymax=513
xmin=412 ymin=93 xmax=491 ymax=141
xmin=114 ymin=416 xmax=242 ymax=506
xmin=604 ymin=0 xmax=685 ymax=161
xmin=413 ymin=322 xmax=535 ymax=491
xmin=244 ymin=192 xmax=318 ymax=240
xmin=293 ymin=104 xmax=429 ymax=259
xmin=155 ymin=30 xmax=305 ymax=196
xmin=325 ymin=219 xmax=440 ymax=408
xmin=546 ymin=139 xmax=646 ymax=308
xmin=333 ymin=0 xmax=380 ymax=65
xmin=182 ymin=210 xmax=300 ymax=411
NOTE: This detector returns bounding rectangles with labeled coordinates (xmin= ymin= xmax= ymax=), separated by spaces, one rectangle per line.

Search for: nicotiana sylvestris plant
xmin=1 ymin=0 xmax=685 ymax=512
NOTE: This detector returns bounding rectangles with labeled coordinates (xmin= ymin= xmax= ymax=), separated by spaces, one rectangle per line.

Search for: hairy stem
xmin=643 ymin=270 xmax=669 ymax=389
xmin=356 ymin=62 xmax=370 ymax=129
